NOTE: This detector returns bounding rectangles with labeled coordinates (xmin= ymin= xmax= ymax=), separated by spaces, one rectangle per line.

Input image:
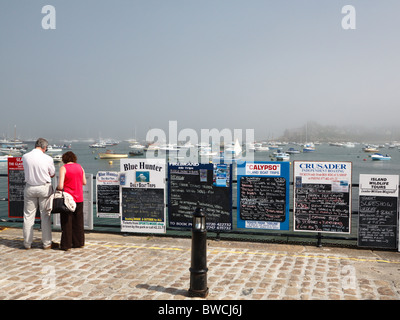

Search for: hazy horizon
xmin=2 ymin=1 xmax=400 ymax=141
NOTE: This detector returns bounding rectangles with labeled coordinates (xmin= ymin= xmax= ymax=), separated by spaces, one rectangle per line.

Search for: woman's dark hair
xmin=62 ymin=151 xmax=77 ymax=164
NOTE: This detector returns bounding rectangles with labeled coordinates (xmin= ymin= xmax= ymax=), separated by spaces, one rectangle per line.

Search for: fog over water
xmin=1 ymin=1 xmax=400 ymax=142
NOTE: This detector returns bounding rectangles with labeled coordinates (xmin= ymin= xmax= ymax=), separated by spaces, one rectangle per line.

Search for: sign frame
xmin=293 ymin=160 xmax=352 ymax=234
xmin=120 ymin=159 xmax=166 ymax=234
xmin=358 ymin=174 xmax=399 ymax=249
xmin=96 ymin=171 xmax=120 ymax=218
xmin=237 ymin=161 xmax=290 ymax=230
xmin=7 ymin=157 xmax=29 ymax=219
xmin=168 ymin=163 xmax=233 ymax=230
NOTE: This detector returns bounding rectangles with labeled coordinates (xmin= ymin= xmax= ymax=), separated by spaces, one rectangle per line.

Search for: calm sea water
xmin=2 ymin=141 xmax=400 ymax=178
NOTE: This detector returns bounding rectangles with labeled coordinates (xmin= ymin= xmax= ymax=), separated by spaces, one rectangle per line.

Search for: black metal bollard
xmin=188 ymin=205 xmax=209 ymax=298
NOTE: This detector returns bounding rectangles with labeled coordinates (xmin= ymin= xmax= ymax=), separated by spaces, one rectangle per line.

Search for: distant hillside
xmin=279 ymin=122 xmax=399 ymax=143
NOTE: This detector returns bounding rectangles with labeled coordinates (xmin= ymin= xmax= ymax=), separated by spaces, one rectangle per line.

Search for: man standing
xmin=22 ymin=138 xmax=56 ymax=249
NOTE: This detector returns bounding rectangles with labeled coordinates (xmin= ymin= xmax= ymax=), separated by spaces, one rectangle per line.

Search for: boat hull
xmin=98 ymin=153 xmax=128 ymax=159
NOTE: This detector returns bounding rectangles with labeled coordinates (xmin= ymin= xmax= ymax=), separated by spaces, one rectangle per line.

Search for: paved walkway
xmin=0 ymin=226 xmax=400 ymax=301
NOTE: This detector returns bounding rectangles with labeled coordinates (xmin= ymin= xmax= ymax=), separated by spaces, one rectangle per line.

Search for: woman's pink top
xmin=63 ymin=163 xmax=84 ymax=202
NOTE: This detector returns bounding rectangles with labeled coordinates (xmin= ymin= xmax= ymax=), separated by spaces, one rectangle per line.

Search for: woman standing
xmin=57 ymin=151 xmax=87 ymax=251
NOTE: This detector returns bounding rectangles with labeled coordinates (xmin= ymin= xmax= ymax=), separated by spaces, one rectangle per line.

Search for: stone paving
xmin=0 ymin=227 xmax=400 ymax=300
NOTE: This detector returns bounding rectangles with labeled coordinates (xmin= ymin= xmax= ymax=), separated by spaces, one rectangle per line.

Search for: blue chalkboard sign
xmin=237 ymin=161 xmax=290 ymax=230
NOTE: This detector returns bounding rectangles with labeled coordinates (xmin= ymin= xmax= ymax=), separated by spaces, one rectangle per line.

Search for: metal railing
xmin=0 ymin=173 xmax=364 ymax=248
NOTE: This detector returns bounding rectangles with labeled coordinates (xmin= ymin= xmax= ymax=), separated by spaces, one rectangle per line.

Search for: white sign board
xmin=293 ymin=161 xmax=352 ymax=233
xmin=120 ymin=159 xmax=166 ymax=233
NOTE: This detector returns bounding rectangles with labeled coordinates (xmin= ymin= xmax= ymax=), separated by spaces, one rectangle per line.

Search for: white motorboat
xmin=52 ymin=154 xmax=62 ymax=162
xmin=371 ymin=153 xmax=391 ymax=161
xmin=46 ymin=145 xmax=63 ymax=153
xmin=199 ymin=147 xmax=217 ymax=157
xmin=343 ymin=142 xmax=355 ymax=148
xmin=303 ymin=143 xmax=315 ymax=152
xmin=254 ymin=143 xmax=270 ymax=152
xmin=286 ymin=147 xmax=300 ymax=154
xmin=225 ymin=139 xmax=242 ymax=158
xmin=275 ymin=152 xmax=290 ymax=161
xmin=159 ymin=144 xmax=179 ymax=152
xmin=0 ymin=147 xmax=25 ymax=156
xmin=89 ymin=142 xmax=106 ymax=148
xmin=129 ymin=143 xmax=145 ymax=155
xmin=0 ymin=155 xmax=12 ymax=162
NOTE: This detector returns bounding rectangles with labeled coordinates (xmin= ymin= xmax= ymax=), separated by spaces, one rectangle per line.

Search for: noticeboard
xmin=237 ymin=161 xmax=290 ymax=230
xmin=7 ymin=157 xmax=32 ymax=219
xmin=168 ymin=163 xmax=232 ymax=230
xmin=120 ymin=159 xmax=166 ymax=233
xmin=293 ymin=161 xmax=352 ymax=234
xmin=96 ymin=171 xmax=120 ymax=218
xmin=358 ymin=174 xmax=399 ymax=249
xmin=7 ymin=157 xmax=40 ymax=219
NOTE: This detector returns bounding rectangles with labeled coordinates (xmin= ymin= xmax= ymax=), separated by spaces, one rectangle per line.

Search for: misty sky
xmin=1 ymin=1 xmax=400 ymax=141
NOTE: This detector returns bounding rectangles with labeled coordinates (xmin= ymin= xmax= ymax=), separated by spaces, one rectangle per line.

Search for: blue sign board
xmin=237 ymin=161 xmax=290 ymax=230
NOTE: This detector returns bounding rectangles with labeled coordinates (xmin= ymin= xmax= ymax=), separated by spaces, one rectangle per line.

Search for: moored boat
xmin=363 ymin=145 xmax=379 ymax=152
xmin=303 ymin=143 xmax=315 ymax=152
xmin=275 ymin=152 xmax=290 ymax=161
xmin=286 ymin=147 xmax=300 ymax=154
xmin=52 ymin=154 xmax=62 ymax=162
xmin=371 ymin=153 xmax=391 ymax=161
xmin=129 ymin=143 xmax=145 ymax=155
xmin=98 ymin=150 xmax=128 ymax=159
xmin=0 ymin=155 xmax=12 ymax=162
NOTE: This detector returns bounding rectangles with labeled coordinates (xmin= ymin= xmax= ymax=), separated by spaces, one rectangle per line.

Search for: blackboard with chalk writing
xmin=294 ymin=183 xmax=351 ymax=233
xmin=168 ymin=163 xmax=232 ymax=230
xmin=8 ymin=157 xmax=40 ymax=219
xmin=293 ymin=161 xmax=352 ymax=234
xmin=119 ymin=159 xmax=166 ymax=233
xmin=358 ymin=195 xmax=398 ymax=248
xmin=97 ymin=185 xmax=120 ymax=215
xmin=236 ymin=161 xmax=290 ymax=230
xmin=122 ymin=188 xmax=165 ymax=222
xmin=239 ymin=176 xmax=286 ymax=222
xmin=358 ymin=174 xmax=399 ymax=249
xmin=96 ymin=171 xmax=120 ymax=218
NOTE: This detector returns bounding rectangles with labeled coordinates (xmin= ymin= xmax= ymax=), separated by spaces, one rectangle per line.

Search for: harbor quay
xmin=0 ymin=227 xmax=400 ymax=307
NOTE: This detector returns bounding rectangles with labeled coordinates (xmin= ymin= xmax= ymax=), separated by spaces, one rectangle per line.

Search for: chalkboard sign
xmin=240 ymin=176 xmax=286 ymax=222
xmin=294 ymin=183 xmax=350 ymax=233
xmin=120 ymin=159 xmax=166 ymax=233
xmin=358 ymin=174 xmax=399 ymax=249
xmin=97 ymin=185 xmax=119 ymax=215
xmin=168 ymin=163 xmax=232 ymax=230
xmin=8 ymin=157 xmax=40 ymax=219
xmin=358 ymin=196 xmax=398 ymax=248
xmin=237 ymin=161 xmax=290 ymax=230
xmin=122 ymin=188 xmax=164 ymax=222
xmin=96 ymin=171 xmax=120 ymax=218
xmin=293 ymin=161 xmax=352 ymax=234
